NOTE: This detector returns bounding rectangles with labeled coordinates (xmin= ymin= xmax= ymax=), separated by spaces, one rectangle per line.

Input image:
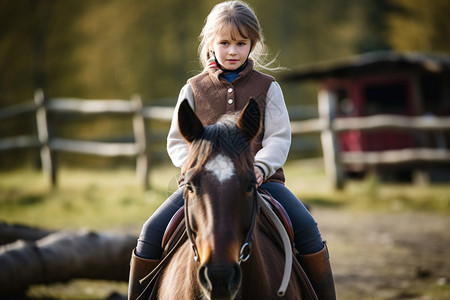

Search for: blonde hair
xmin=198 ymin=1 xmax=279 ymax=71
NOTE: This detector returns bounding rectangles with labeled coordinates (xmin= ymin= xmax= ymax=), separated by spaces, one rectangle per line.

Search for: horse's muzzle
xmin=198 ymin=263 xmax=241 ymax=299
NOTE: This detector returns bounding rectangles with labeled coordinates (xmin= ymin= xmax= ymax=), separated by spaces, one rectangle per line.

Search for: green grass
xmin=1 ymin=159 xmax=449 ymax=231
xmin=283 ymin=159 xmax=450 ymax=213
xmin=0 ymin=164 xmax=180 ymax=231
xmin=28 ymin=280 xmax=128 ymax=300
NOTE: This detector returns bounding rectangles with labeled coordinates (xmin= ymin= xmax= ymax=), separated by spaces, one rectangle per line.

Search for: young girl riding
xmin=128 ymin=1 xmax=336 ymax=299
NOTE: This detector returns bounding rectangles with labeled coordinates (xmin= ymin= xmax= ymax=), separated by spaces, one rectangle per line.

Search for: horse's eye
xmin=246 ymin=181 xmax=255 ymax=193
xmin=186 ymin=183 xmax=194 ymax=193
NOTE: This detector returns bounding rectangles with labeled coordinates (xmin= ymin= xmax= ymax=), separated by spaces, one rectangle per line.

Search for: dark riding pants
xmin=136 ymin=182 xmax=323 ymax=259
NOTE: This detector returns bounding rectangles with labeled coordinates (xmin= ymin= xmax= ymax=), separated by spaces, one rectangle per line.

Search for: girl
xmin=129 ymin=1 xmax=336 ymax=299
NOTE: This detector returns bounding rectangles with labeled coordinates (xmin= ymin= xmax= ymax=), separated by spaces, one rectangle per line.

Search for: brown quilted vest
xmin=188 ymin=60 xmax=285 ymax=183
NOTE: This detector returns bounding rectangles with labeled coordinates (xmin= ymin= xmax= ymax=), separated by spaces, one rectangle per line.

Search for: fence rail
xmin=0 ymin=90 xmax=174 ymax=189
xmin=2 ymin=89 xmax=450 ymax=189
xmin=1 ymin=90 xmax=318 ymax=189
xmin=291 ymin=90 xmax=450 ymax=188
xmin=291 ymin=115 xmax=450 ymax=134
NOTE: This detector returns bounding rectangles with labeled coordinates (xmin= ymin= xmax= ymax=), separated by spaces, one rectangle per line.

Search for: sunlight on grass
xmin=0 ymin=159 xmax=450 ymax=230
xmin=0 ymin=164 xmax=180 ymax=231
xmin=28 ymin=280 xmax=128 ymax=300
xmin=283 ymin=158 xmax=450 ymax=213
xmin=1 ymin=159 xmax=449 ymax=233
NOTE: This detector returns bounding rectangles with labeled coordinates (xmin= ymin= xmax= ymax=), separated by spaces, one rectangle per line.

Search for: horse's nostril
xmin=198 ymin=265 xmax=212 ymax=292
xmin=229 ymin=264 xmax=241 ymax=291
xmin=198 ymin=263 xmax=241 ymax=298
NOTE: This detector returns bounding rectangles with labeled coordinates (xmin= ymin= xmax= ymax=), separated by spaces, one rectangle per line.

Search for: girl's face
xmin=211 ymin=28 xmax=252 ymax=71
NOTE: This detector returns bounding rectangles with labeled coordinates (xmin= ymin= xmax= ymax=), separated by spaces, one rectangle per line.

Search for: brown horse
xmin=157 ymin=99 xmax=316 ymax=300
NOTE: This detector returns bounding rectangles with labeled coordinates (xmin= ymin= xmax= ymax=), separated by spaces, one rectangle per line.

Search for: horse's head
xmin=178 ymin=99 xmax=261 ymax=299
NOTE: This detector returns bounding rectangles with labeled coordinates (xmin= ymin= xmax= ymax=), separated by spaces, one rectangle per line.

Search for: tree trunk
xmin=0 ymin=228 xmax=136 ymax=294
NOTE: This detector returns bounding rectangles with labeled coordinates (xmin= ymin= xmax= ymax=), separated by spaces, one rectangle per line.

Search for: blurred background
xmin=1 ymin=0 xmax=450 ymax=168
xmin=1 ymin=0 xmax=450 ymax=299
xmin=2 ymin=0 xmax=450 ymax=102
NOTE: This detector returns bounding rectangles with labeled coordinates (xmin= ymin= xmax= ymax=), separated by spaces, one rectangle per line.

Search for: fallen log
xmin=0 ymin=221 xmax=54 ymax=246
xmin=0 ymin=228 xmax=136 ymax=294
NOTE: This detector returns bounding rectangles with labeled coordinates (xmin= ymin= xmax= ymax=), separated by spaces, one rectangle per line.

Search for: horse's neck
xmin=240 ymin=243 xmax=272 ymax=298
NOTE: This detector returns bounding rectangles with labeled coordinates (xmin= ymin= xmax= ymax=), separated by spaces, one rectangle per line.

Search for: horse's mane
xmin=182 ymin=115 xmax=254 ymax=178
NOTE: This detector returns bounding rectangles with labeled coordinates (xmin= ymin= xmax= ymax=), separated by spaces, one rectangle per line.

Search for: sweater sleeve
xmin=254 ymin=81 xmax=291 ymax=179
xmin=167 ymin=84 xmax=195 ymax=168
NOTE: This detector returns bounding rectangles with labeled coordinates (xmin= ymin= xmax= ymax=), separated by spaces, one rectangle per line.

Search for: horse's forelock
xmin=182 ymin=120 xmax=254 ymax=178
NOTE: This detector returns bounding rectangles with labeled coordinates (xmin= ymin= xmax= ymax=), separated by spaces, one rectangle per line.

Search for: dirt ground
xmin=11 ymin=204 xmax=450 ymax=300
xmin=312 ymin=207 xmax=450 ymax=300
xmin=112 ymin=206 xmax=449 ymax=300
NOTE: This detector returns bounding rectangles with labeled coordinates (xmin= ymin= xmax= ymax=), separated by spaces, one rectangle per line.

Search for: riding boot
xmin=128 ymin=249 xmax=159 ymax=300
xmin=298 ymin=243 xmax=336 ymax=300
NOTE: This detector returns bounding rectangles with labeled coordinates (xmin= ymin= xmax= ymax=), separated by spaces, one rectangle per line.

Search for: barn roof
xmin=282 ymin=51 xmax=450 ymax=82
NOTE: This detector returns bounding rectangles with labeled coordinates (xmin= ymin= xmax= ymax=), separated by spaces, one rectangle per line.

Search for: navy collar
xmin=217 ymin=59 xmax=249 ymax=82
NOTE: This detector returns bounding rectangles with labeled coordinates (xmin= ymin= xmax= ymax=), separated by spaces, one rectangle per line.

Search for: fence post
xmin=318 ymin=89 xmax=344 ymax=189
xmin=34 ymin=89 xmax=56 ymax=187
xmin=131 ymin=95 xmax=149 ymax=190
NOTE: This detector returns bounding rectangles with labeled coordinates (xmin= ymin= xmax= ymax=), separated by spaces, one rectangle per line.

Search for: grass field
xmin=0 ymin=164 xmax=179 ymax=231
xmin=283 ymin=159 xmax=450 ymax=213
xmin=1 ymin=159 xmax=449 ymax=231
xmin=1 ymin=159 xmax=449 ymax=299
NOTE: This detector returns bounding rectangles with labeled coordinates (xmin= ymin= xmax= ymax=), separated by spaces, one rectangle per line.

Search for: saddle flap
xmin=259 ymin=189 xmax=295 ymax=244
xmin=161 ymin=206 xmax=185 ymax=250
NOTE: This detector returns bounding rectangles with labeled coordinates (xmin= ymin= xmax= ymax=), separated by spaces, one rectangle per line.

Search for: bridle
xmin=139 ymin=185 xmax=293 ymax=298
xmin=184 ymin=184 xmax=259 ymax=265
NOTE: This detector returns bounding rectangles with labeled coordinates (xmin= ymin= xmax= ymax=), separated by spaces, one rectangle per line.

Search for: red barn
xmin=284 ymin=51 xmax=450 ymax=183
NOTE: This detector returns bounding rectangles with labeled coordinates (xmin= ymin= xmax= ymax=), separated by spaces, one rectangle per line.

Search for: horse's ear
xmin=237 ymin=98 xmax=261 ymax=142
xmin=178 ymin=99 xmax=204 ymax=143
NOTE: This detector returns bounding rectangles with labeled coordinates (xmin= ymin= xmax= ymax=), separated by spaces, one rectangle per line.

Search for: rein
xmin=184 ymin=185 xmax=259 ymax=265
xmin=257 ymin=191 xmax=293 ymax=297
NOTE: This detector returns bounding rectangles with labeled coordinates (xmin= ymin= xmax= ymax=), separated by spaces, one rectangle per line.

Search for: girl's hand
xmin=254 ymin=166 xmax=264 ymax=188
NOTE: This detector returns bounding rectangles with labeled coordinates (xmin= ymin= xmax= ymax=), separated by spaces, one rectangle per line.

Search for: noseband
xmin=184 ymin=185 xmax=259 ymax=265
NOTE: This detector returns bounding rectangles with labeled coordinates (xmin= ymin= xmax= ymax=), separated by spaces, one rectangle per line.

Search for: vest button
xmin=228 ymin=88 xmax=233 ymax=93
xmin=228 ymin=99 xmax=233 ymax=104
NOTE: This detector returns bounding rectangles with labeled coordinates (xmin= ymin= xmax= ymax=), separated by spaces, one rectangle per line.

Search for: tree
xmin=387 ymin=0 xmax=450 ymax=52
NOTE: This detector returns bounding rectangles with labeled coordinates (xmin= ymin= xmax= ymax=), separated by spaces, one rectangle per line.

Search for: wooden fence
xmin=0 ymin=90 xmax=319 ymax=190
xmin=290 ymin=90 xmax=450 ymax=189
xmin=0 ymin=90 xmax=174 ymax=189
xmin=2 ymin=89 xmax=450 ymax=189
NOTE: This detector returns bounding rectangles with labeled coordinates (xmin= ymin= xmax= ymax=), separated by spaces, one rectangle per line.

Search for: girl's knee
xmin=259 ymin=182 xmax=323 ymax=254
xmin=294 ymin=219 xmax=323 ymax=254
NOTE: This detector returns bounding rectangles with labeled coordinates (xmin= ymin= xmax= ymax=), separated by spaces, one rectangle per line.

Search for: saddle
xmin=140 ymin=190 xmax=317 ymax=300
xmin=161 ymin=189 xmax=294 ymax=250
